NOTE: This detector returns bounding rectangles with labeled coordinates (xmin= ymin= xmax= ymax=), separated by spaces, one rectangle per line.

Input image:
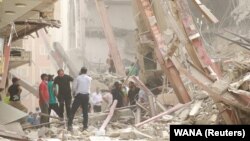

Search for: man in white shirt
xmin=68 ymin=67 xmax=92 ymax=131
xmin=92 ymin=87 xmax=103 ymax=112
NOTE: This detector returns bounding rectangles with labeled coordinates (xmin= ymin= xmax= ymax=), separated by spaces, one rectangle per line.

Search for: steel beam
xmin=137 ymin=0 xmax=191 ymax=104
xmin=175 ymin=0 xmax=220 ymax=78
xmin=95 ymin=0 xmax=126 ymax=77
xmin=0 ymin=45 xmax=10 ymax=89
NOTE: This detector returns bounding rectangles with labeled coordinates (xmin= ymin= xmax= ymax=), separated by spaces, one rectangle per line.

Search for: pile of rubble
xmin=2 ymin=68 xmax=250 ymax=140
xmin=20 ymin=92 xmax=219 ymax=141
xmin=0 ymin=78 xmax=223 ymax=141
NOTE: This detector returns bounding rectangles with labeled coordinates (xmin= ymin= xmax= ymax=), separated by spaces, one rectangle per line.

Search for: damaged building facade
xmin=0 ymin=0 xmax=250 ymax=140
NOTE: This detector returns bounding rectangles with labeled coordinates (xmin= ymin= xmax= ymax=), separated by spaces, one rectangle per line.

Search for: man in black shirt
xmin=111 ymin=81 xmax=123 ymax=108
xmin=7 ymin=77 xmax=27 ymax=112
xmin=54 ymin=69 xmax=73 ymax=119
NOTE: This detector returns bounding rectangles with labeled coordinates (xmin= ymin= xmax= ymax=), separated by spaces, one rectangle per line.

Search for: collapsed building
xmin=0 ymin=0 xmax=250 ymax=140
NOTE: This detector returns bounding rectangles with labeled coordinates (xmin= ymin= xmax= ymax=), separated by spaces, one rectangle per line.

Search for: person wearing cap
xmin=7 ymin=77 xmax=28 ymax=113
xmin=47 ymin=74 xmax=60 ymax=117
xmin=39 ymin=73 xmax=50 ymax=124
xmin=54 ymin=69 xmax=74 ymax=119
xmin=68 ymin=67 xmax=92 ymax=131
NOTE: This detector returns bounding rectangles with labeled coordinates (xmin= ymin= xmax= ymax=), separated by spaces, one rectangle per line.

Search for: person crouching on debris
xmin=39 ymin=73 xmax=50 ymax=124
xmin=92 ymin=87 xmax=103 ymax=112
xmin=7 ymin=77 xmax=28 ymax=113
xmin=128 ymin=80 xmax=140 ymax=105
xmin=48 ymin=74 xmax=60 ymax=118
xmin=68 ymin=67 xmax=92 ymax=131
xmin=111 ymin=81 xmax=124 ymax=108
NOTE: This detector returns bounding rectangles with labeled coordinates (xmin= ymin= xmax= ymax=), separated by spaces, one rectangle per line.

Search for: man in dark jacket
xmin=54 ymin=69 xmax=73 ymax=119
xmin=111 ymin=81 xmax=123 ymax=108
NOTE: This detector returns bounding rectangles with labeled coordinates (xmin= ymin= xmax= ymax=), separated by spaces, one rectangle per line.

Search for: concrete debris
xmin=38 ymin=127 xmax=49 ymax=138
xmin=0 ymin=102 xmax=28 ymax=125
xmin=194 ymin=91 xmax=209 ymax=100
xmin=21 ymin=91 xmax=222 ymax=141
xmin=189 ymin=100 xmax=203 ymax=117
xmin=89 ymin=136 xmax=111 ymax=141
xmin=176 ymin=108 xmax=190 ymax=121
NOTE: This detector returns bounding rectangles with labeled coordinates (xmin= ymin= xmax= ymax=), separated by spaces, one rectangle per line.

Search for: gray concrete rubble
xmin=0 ymin=73 xmax=234 ymax=141
xmin=15 ymin=83 xmax=222 ymax=141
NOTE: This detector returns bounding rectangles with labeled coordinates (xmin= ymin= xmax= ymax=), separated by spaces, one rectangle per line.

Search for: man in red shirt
xmin=39 ymin=73 xmax=49 ymax=124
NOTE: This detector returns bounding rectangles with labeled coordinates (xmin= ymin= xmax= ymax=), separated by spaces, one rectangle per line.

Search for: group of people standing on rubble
xmin=4 ymin=65 xmax=146 ymax=132
xmin=38 ymin=67 xmax=91 ymax=131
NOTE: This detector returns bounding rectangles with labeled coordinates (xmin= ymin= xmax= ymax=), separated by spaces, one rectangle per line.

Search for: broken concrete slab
xmin=0 ymin=129 xmax=29 ymax=140
xmin=5 ymin=122 xmax=25 ymax=136
xmin=209 ymin=114 xmax=218 ymax=123
xmin=0 ymin=102 xmax=27 ymax=125
xmin=189 ymin=100 xmax=203 ymax=117
xmin=26 ymin=130 xmax=38 ymax=140
xmin=107 ymin=131 xmax=120 ymax=138
xmin=115 ymin=108 xmax=133 ymax=118
xmin=157 ymin=93 xmax=179 ymax=106
xmin=195 ymin=90 xmax=209 ymax=100
xmin=177 ymin=108 xmax=190 ymax=121
xmin=89 ymin=136 xmax=111 ymax=141
xmin=89 ymin=113 xmax=110 ymax=125
xmin=119 ymin=128 xmax=137 ymax=140
xmin=38 ymin=127 xmax=49 ymax=138
xmin=161 ymin=115 xmax=173 ymax=122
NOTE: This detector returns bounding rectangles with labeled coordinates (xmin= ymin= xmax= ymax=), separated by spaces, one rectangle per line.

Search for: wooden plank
xmin=148 ymin=95 xmax=156 ymax=116
xmin=22 ymin=121 xmax=64 ymax=130
xmin=156 ymin=100 xmax=167 ymax=112
xmin=135 ymin=102 xmax=192 ymax=127
xmin=104 ymin=105 xmax=136 ymax=113
xmin=0 ymin=44 xmax=10 ymax=89
xmin=100 ymin=100 xmax=118 ymax=131
xmin=95 ymin=0 xmax=126 ymax=76
xmin=135 ymin=106 xmax=141 ymax=124
xmin=193 ymin=0 xmax=219 ymax=23
xmin=136 ymin=102 xmax=150 ymax=113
